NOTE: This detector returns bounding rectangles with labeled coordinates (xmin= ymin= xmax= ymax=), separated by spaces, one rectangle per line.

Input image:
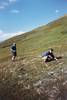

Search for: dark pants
xmin=46 ymin=55 xmax=54 ymax=62
xmin=12 ymin=52 xmax=17 ymax=61
xmin=12 ymin=52 xmax=17 ymax=57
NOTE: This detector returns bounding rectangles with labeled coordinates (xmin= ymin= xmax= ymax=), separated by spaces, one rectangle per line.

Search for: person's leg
xmin=46 ymin=56 xmax=52 ymax=62
xmin=12 ymin=52 xmax=16 ymax=61
xmin=42 ymin=56 xmax=48 ymax=62
xmin=50 ymin=54 xmax=54 ymax=60
xmin=12 ymin=56 xmax=15 ymax=61
xmin=14 ymin=52 xmax=16 ymax=61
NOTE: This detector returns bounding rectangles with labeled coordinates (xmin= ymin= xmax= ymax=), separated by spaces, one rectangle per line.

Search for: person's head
xmin=49 ymin=48 xmax=53 ymax=53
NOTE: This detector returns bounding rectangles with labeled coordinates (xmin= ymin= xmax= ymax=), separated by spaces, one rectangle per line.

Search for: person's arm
xmin=10 ymin=46 xmax=16 ymax=52
xmin=10 ymin=46 xmax=12 ymax=51
xmin=50 ymin=53 xmax=58 ymax=61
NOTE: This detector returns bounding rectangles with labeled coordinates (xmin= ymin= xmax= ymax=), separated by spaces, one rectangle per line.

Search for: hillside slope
xmin=0 ymin=15 xmax=67 ymax=60
xmin=0 ymin=16 xmax=67 ymax=100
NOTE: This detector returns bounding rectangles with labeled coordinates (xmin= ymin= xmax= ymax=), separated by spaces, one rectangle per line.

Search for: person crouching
xmin=42 ymin=48 xmax=57 ymax=62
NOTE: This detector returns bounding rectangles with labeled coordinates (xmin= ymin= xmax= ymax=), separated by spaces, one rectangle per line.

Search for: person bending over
xmin=42 ymin=48 xmax=57 ymax=62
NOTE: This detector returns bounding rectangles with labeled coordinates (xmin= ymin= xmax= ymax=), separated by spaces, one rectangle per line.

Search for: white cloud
xmin=0 ymin=6 xmax=5 ymax=9
xmin=0 ymin=0 xmax=17 ymax=10
xmin=0 ymin=1 xmax=8 ymax=10
xmin=0 ymin=30 xmax=3 ymax=34
xmin=56 ymin=10 xmax=59 ymax=13
xmin=0 ymin=31 xmax=25 ymax=42
xmin=2 ymin=2 xmax=8 ymax=6
xmin=10 ymin=9 xmax=20 ymax=13
xmin=0 ymin=2 xmax=9 ymax=10
xmin=8 ymin=0 xmax=17 ymax=3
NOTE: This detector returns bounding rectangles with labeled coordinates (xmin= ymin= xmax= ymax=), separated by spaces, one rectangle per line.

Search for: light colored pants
xmin=12 ymin=56 xmax=15 ymax=61
xmin=42 ymin=56 xmax=47 ymax=61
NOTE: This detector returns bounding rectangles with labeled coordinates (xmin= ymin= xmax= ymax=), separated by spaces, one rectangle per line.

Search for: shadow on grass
xmin=45 ymin=56 xmax=62 ymax=63
xmin=56 ymin=56 xmax=62 ymax=59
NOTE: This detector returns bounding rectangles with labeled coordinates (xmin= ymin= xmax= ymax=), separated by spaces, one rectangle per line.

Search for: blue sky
xmin=0 ymin=0 xmax=67 ymax=41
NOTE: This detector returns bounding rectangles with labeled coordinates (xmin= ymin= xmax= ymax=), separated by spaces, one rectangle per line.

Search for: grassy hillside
xmin=0 ymin=16 xmax=67 ymax=61
xmin=0 ymin=16 xmax=67 ymax=100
